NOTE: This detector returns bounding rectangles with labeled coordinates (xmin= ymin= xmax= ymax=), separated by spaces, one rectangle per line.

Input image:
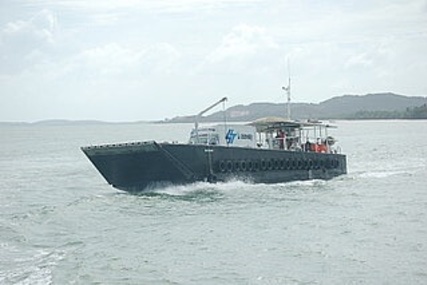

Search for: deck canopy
xmin=249 ymin=117 xmax=336 ymax=133
xmin=248 ymin=117 xmax=339 ymax=152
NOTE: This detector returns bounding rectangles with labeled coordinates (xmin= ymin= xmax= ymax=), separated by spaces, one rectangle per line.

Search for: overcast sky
xmin=1 ymin=0 xmax=426 ymax=122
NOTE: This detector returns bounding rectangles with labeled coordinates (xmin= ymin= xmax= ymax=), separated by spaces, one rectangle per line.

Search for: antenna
xmin=281 ymin=58 xmax=291 ymax=120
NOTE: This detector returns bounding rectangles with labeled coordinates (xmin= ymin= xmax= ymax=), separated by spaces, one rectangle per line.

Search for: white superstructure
xmin=189 ymin=125 xmax=256 ymax=148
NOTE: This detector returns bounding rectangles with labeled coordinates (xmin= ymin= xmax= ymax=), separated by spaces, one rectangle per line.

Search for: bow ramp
xmin=81 ymin=141 xmax=200 ymax=192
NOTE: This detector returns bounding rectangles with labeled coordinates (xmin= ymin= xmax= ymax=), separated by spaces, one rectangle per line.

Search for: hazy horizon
xmin=1 ymin=92 xmax=426 ymax=124
xmin=1 ymin=0 xmax=426 ymax=122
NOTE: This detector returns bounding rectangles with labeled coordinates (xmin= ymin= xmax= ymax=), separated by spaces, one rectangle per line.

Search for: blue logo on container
xmin=226 ymin=129 xmax=237 ymax=144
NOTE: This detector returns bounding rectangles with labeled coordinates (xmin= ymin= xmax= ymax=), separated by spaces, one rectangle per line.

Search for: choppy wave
xmin=357 ymin=170 xmax=409 ymax=179
xmin=0 ymin=248 xmax=64 ymax=285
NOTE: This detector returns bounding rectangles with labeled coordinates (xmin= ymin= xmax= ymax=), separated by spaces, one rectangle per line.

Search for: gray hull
xmin=82 ymin=141 xmax=347 ymax=192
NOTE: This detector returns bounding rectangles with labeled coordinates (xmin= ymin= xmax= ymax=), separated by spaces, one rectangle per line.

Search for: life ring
xmin=308 ymin=159 xmax=314 ymax=170
xmin=219 ymin=161 xmax=227 ymax=172
xmin=279 ymin=159 xmax=285 ymax=170
xmin=253 ymin=160 xmax=259 ymax=171
xmin=261 ymin=159 xmax=267 ymax=171
xmin=240 ymin=160 xmax=247 ymax=171
xmin=226 ymin=160 xmax=233 ymax=172
xmin=285 ymin=159 xmax=291 ymax=170
xmin=247 ymin=160 xmax=253 ymax=171
xmin=291 ymin=159 xmax=297 ymax=170
xmin=273 ymin=159 xmax=280 ymax=170
xmin=333 ymin=159 xmax=339 ymax=168
xmin=267 ymin=159 xmax=274 ymax=170
xmin=234 ymin=161 xmax=240 ymax=171
xmin=313 ymin=159 xmax=319 ymax=169
xmin=303 ymin=160 xmax=308 ymax=170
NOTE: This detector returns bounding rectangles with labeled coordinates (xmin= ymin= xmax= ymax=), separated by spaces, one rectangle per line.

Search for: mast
xmin=282 ymin=60 xmax=291 ymax=120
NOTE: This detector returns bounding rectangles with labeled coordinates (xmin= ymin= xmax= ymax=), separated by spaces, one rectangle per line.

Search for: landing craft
xmin=81 ymin=99 xmax=347 ymax=192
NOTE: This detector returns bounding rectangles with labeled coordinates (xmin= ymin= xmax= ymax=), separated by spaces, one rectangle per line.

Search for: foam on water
xmin=356 ymin=170 xmax=409 ymax=179
xmin=140 ymin=179 xmax=253 ymax=197
xmin=148 ymin=178 xmax=332 ymax=198
xmin=0 ymin=248 xmax=65 ymax=285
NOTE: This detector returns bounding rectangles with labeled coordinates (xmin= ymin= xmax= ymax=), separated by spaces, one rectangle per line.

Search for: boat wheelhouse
xmin=187 ymin=117 xmax=341 ymax=154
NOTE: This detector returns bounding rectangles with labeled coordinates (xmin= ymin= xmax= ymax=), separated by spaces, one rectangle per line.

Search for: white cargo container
xmin=189 ymin=124 xmax=256 ymax=148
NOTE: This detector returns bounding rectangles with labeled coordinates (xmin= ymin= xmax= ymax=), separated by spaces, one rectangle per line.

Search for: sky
xmin=0 ymin=0 xmax=426 ymax=122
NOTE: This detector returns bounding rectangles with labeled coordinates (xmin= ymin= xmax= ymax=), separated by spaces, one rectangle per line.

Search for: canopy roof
xmin=249 ymin=117 xmax=336 ymax=132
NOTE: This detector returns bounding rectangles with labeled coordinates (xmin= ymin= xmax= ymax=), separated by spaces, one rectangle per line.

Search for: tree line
xmin=347 ymin=104 xmax=427 ymax=119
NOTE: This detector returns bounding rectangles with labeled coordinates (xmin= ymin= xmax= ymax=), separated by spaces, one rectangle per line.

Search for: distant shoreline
xmin=2 ymin=118 xmax=427 ymax=127
xmin=2 ymin=93 xmax=427 ymax=124
xmin=0 ymin=120 xmax=150 ymax=126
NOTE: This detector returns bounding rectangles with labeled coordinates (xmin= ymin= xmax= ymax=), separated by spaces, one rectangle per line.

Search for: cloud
xmin=201 ymin=24 xmax=281 ymax=76
xmin=0 ymin=43 xmax=181 ymax=121
xmin=22 ymin=0 xmax=263 ymax=27
xmin=67 ymin=42 xmax=181 ymax=79
xmin=0 ymin=9 xmax=58 ymax=74
xmin=2 ymin=9 xmax=57 ymax=44
xmin=345 ymin=39 xmax=395 ymax=70
xmin=1 ymin=0 xmax=426 ymax=122
xmin=43 ymin=0 xmax=261 ymax=12
xmin=207 ymin=24 xmax=278 ymax=63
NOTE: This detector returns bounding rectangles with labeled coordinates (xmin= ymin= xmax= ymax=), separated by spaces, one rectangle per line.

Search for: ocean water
xmin=0 ymin=120 xmax=426 ymax=284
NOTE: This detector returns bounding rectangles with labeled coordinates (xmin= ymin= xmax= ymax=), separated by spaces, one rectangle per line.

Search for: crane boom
xmin=194 ymin=97 xmax=228 ymax=144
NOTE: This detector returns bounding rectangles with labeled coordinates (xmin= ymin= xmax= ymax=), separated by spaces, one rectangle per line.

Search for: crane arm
xmin=194 ymin=97 xmax=228 ymax=144
xmin=196 ymin=97 xmax=227 ymax=119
